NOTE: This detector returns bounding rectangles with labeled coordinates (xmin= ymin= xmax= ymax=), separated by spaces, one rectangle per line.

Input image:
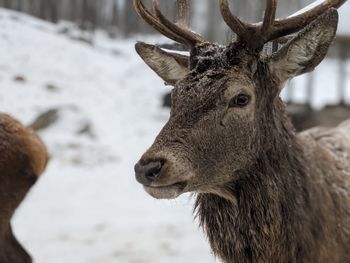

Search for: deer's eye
xmin=229 ymin=94 xmax=251 ymax=108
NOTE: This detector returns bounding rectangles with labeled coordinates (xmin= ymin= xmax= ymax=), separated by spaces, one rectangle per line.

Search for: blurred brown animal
xmin=0 ymin=114 xmax=48 ymax=263
xmin=134 ymin=0 xmax=350 ymax=262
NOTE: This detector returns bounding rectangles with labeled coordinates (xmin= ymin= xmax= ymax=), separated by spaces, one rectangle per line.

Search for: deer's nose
xmin=134 ymin=160 xmax=164 ymax=186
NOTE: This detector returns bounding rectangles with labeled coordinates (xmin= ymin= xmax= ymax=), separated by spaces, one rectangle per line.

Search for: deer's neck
xmin=0 ymin=223 xmax=31 ymax=263
xmin=194 ymin=133 xmax=322 ymax=263
xmin=0 ymin=187 xmax=33 ymax=262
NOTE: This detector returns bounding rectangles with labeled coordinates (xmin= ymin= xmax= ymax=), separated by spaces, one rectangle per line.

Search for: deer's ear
xmin=135 ymin=42 xmax=189 ymax=85
xmin=269 ymin=9 xmax=338 ymax=84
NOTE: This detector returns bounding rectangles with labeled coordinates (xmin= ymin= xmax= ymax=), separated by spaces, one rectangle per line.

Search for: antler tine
xmin=134 ymin=0 xmax=207 ymax=49
xmin=134 ymin=0 xmax=188 ymax=45
xmin=152 ymin=0 xmax=207 ymax=48
xmin=268 ymin=0 xmax=347 ymax=41
xmin=261 ymin=0 xmax=277 ymax=34
xmin=220 ymin=0 xmax=347 ymax=50
xmin=177 ymin=0 xmax=190 ymax=28
xmin=219 ymin=0 xmax=255 ymax=40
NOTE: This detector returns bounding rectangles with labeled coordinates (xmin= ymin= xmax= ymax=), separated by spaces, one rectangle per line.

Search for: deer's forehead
xmin=224 ymin=71 xmax=256 ymax=95
xmin=191 ymin=43 xmax=257 ymax=72
xmin=174 ymin=69 xmax=255 ymax=98
xmin=173 ymin=73 xmax=226 ymax=102
xmin=170 ymin=70 xmax=256 ymax=116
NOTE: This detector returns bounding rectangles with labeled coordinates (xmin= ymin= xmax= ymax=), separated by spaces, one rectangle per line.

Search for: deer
xmin=133 ymin=0 xmax=350 ymax=262
xmin=0 ymin=114 xmax=49 ymax=263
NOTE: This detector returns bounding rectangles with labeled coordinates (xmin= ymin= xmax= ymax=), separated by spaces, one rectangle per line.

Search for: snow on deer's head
xmin=134 ymin=0 xmax=343 ymax=199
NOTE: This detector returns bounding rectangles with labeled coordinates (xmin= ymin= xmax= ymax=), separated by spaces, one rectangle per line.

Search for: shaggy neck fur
xmin=194 ymin=63 xmax=334 ymax=263
xmin=194 ymin=130 xmax=314 ymax=263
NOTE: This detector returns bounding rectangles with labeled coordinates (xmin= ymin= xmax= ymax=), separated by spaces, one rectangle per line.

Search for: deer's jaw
xmin=143 ymin=182 xmax=187 ymax=199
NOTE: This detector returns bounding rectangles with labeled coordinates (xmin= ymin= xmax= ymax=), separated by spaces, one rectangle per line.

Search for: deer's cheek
xmin=220 ymin=109 xmax=252 ymax=128
xmin=220 ymin=112 xmax=230 ymax=127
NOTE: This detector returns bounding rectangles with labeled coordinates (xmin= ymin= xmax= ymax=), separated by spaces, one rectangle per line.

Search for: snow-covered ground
xmin=0 ymin=8 xmax=215 ymax=263
xmin=0 ymin=7 xmax=349 ymax=263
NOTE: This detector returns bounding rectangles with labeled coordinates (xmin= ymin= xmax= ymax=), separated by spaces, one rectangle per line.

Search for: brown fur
xmin=0 ymin=114 xmax=48 ymax=263
xmin=135 ymin=9 xmax=350 ymax=263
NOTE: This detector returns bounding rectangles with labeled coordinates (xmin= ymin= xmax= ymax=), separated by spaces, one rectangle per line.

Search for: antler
xmin=133 ymin=0 xmax=207 ymax=49
xmin=220 ymin=0 xmax=347 ymax=50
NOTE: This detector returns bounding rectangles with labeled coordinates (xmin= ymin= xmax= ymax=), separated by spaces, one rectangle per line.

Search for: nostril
xmin=134 ymin=160 xmax=164 ymax=185
xmin=144 ymin=161 xmax=163 ymax=179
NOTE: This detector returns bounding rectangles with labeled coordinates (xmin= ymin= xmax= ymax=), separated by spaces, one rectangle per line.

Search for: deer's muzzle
xmin=134 ymin=160 xmax=163 ymax=186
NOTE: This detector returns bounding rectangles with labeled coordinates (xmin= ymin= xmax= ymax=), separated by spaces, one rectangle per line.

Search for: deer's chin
xmin=143 ymin=182 xmax=187 ymax=199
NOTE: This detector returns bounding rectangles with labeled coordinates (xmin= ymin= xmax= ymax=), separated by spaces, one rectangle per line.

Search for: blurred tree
xmin=49 ymin=0 xmax=59 ymax=23
xmin=0 ymin=0 xmax=343 ymax=41
xmin=206 ymin=0 xmax=220 ymax=42
xmin=81 ymin=0 xmax=97 ymax=30
xmin=111 ymin=0 xmax=119 ymax=27
xmin=69 ymin=0 xmax=80 ymax=23
xmin=122 ymin=0 xmax=140 ymax=37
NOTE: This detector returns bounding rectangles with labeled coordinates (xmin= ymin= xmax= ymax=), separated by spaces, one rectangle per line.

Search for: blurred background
xmin=0 ymin=0 xmax=349 ymax=262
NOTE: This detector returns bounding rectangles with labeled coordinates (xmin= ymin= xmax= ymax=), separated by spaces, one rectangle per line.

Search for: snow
xmin=0 ymin=7 xmax=349 ymax=263
xmin=0 ymin=8 xmax=215 ymax=263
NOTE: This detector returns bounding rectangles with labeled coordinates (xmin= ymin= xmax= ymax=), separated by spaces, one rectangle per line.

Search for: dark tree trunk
xmin=81 ymin=0 xmax=97 ymax=31
xmin=49 ymin=0 xmax=59 ymax=23
xmin=122 ymin=0 xmax=140 ymax=37
xmin=69 ymin=0 xmax=79 ymax=23
xmin=338 ymin=44 xmax=347 ymax=105
xmin=39 ymin=0 xmax=47 ymax=20
xmin=111 ymin=0 xmax=119 ymax=27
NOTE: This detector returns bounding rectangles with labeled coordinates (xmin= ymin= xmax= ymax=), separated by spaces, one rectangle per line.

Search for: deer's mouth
xmin=143 ymin=182 xmax=187 ymax=199
xmin=135 ymin=153 xmax=194 ymax=199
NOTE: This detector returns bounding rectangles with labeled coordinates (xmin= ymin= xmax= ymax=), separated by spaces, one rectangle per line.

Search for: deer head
xmin=134 ymin=0 xmax=345 ymax=199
